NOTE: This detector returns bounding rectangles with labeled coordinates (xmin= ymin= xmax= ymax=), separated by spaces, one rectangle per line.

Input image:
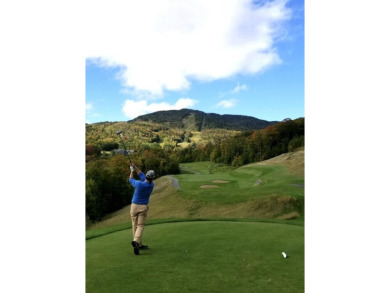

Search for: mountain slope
xmin=131 ymin=108 xmax=277 ymax=131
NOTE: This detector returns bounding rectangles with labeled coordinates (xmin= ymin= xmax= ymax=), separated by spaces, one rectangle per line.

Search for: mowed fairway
xmin=86 ymin=221 xmax=304 ymax=293
xmin=176 ymin=161 xmax=304 ymax=204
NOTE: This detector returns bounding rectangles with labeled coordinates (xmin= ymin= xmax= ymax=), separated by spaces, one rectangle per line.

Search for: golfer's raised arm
xmin=132 ymin=163 xmax=142 ymax=174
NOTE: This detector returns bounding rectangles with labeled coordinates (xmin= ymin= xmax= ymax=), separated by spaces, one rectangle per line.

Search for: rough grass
xmin=257 ymin=148 xmax=304 ymax=177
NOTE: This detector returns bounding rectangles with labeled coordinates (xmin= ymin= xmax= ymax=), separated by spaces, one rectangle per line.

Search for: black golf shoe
xmin=139 ymin=245 xmax=149 ymax=250
xmin=132 ymin=241 xmax=140 ymax=255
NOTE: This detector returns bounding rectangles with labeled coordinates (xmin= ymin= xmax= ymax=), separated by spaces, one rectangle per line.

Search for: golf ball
xmin=282 ymin=252 xmax=287 ymax=258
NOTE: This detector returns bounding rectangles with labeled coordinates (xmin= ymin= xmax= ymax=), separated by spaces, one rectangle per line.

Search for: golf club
xmin=116 ymin=130 xmax=132 ymax=165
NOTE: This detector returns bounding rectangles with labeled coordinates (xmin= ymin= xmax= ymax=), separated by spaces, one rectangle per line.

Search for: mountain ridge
xmin=130 ymin=108 xmax=278 ymax=131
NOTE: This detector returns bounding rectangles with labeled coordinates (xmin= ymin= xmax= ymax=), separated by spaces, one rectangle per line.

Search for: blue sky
xmin=86 ymin=0 xmax=304 ymax=124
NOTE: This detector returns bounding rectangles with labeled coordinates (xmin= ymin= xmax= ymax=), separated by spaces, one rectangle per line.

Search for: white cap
xmin=146 ymin=170 xmax=155 ymax=179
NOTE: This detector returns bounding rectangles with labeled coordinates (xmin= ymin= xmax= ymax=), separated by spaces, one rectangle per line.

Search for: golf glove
xmin=130 ymin=166 xmax=134 ymax=172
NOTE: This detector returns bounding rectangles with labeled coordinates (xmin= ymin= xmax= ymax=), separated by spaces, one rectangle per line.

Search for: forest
xmin=86 ymin=117 xmax=304 ymax=225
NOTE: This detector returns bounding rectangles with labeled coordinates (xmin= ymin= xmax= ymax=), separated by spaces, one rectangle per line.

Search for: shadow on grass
xmin=86 ymin=217 xmax=304 ymax=240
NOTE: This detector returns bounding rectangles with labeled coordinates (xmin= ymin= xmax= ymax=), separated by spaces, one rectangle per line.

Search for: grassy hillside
xmin=89 ymin=149 xmax=304 ymax=229
xmin=257 ymin=148 xmax=304 ymax=177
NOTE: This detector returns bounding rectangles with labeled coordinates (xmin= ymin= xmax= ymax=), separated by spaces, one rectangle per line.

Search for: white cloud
xmin=85 ymin=102 xmax=93 ymax=111
xmin=218 ymin=82 xmax=248 ymax=98
xmin=85 ymin=0 xmax=291 ymax=97
xmin=217 ymin=99 xmax=237 ymax=109
xmin=85 ymin=102 xmax=101 ymax=118
xmin=231 ymin=83 xmax=248 ymax=94
xmin=122 ymin=98 xmax=198 ymax=119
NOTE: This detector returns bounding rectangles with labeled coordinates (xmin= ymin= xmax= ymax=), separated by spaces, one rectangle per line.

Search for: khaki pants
xmin=130 ymin=204 xmax=149 ymax=246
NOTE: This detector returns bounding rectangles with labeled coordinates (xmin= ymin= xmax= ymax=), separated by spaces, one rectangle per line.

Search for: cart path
xmin=167 ymin=175 xmax=180 ymax=189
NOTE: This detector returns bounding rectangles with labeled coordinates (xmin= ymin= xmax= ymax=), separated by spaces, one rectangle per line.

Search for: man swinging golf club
xmin=129 ymin=162 xmax=156 ymax=255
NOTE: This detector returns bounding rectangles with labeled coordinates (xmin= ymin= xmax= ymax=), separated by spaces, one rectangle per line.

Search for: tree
xmin=86 ymin=178 xmax=101 ymax=223
xmin=86 ymin=156 xmax=133 ymax=222
xmin=101 ymin=142 xmax=119 ymax=151
xmin=288 ymin=136 xmax=304 ymax=152
xmin=86 ymin=145 xmax=101 ymax=161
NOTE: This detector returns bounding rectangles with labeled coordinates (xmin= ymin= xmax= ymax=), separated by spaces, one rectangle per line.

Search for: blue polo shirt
xmin=129 ymin=172 xmax=154 ymax=205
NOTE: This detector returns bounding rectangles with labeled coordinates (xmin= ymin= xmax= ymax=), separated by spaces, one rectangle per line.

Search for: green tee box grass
xmin=86 ymin=221 xmax=304 ymax=293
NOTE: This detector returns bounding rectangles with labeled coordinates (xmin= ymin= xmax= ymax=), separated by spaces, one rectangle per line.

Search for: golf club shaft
xmin=118 ymin=133 xmax=132 ymax=165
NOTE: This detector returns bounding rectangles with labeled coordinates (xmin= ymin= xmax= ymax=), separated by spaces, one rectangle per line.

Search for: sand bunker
xmin=200 ymin=185 xmax=219 ymax=188
xmin=212 ymin=180 xmax=229 ymax=183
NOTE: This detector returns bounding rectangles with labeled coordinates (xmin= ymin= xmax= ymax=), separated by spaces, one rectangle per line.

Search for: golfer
xmin=129 ymin=163 xmax=155 ymax=255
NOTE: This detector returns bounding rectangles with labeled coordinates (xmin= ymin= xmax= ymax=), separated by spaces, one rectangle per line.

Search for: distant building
xmin=113 ymin=149 xmax=135 ymax=155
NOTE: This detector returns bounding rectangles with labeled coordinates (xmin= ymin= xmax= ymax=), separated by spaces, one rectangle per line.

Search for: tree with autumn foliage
xmin=86 ymin=145 xmax=181 ymax=225
xmin=204 ymin=118 xmax=304 ymax=165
